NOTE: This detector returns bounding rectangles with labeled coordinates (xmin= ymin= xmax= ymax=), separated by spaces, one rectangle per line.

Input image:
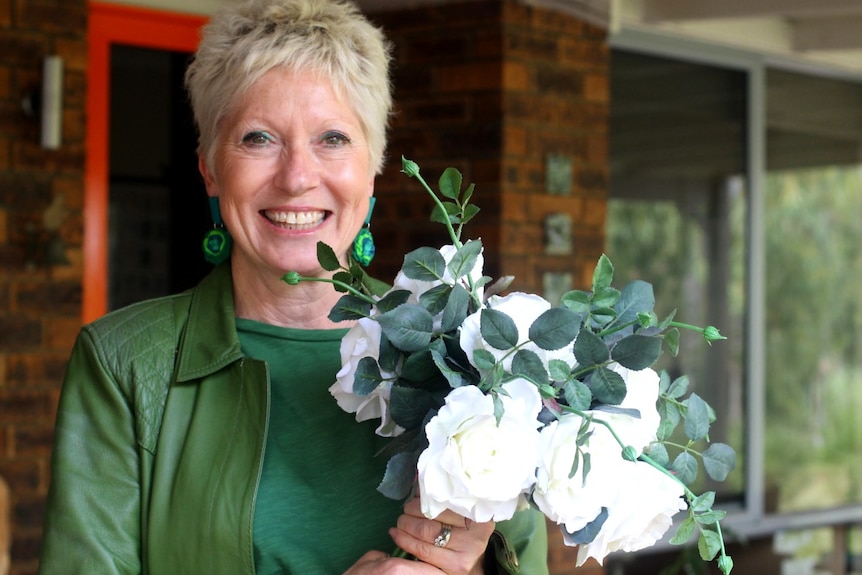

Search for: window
xmin=605 ymin=49 xmax=748 ymax=505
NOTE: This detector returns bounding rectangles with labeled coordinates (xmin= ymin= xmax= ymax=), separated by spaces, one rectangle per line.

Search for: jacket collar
xmin=175 ymin=262 xmax=245 ymax=382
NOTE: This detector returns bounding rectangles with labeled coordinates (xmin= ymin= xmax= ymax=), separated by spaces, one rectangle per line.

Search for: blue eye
xmin=322 ymin=131 xmax=350 ymax=147
xmin=242 ymin=131 xmax=274 ymax=146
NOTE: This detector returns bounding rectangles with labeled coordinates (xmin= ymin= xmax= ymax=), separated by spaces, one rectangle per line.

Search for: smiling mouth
xmin=263 ymin=209 xmax=326 ymax=230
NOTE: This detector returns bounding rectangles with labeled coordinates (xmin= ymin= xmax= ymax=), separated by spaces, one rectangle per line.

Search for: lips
xmin=263 ymin=209 xmax=326 ymax=230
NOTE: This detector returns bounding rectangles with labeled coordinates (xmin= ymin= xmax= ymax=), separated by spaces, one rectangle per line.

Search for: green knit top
xmin=237 ymin=318 xmax=549 ymax=575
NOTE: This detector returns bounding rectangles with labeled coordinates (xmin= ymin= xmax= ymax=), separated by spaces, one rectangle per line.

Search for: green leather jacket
xmin=38 ymin=264 xmax=548 ymax=575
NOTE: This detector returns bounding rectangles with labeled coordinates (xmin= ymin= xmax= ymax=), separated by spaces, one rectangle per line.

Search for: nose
xmin=275 ymin=142 xmax=320 ymax=194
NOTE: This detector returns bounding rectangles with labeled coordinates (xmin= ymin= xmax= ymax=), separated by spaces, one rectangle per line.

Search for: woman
xmin=38 ymin=1 xmax=548 ymax=574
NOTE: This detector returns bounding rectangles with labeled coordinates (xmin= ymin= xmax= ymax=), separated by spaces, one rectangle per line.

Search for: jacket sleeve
xmin=38 ymin=327 xmax=143 ymax=575
xmin=487 ymin=508 xmax=549 ymax=575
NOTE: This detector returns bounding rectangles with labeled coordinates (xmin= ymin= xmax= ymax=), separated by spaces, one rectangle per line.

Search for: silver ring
xmin=433 ymin=524 xmax=452 ymax=548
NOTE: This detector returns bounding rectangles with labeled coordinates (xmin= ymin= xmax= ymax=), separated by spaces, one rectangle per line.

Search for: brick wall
xmin=0 ymin=1 xmax=87 ymax=574
xmin=0 ymin=1 xmax=608 ymax=573
xmin=370 ymin=0 xmax=607 ymax=299
xmin=371 ymin=2 xmax=609 ymax=573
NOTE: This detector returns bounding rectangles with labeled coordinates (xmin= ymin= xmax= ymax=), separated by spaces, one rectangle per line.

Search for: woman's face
xmin=200 ymin=67 xmax=374 ymax=278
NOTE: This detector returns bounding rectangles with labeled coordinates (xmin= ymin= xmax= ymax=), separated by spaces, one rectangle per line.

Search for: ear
xmin=199 ymin=154 xmax=218 ymax=198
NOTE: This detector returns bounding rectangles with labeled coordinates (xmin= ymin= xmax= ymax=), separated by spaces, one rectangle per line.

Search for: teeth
xmin=264 ymin=210 xmax=325 ymax=227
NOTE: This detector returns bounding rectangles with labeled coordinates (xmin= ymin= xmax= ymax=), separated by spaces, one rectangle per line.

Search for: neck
xmin=230 ymin=261 xmax=348 ymax=330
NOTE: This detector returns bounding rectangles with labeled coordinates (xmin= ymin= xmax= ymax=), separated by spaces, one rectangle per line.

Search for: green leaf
xmin=354 ymin=269 xmax=392 ymax=298
xmin=589 ymin=306 xmax=617 ymax=328
xmin=353 ymin=357 xmax=383 ymax=396
xmin=400 ymin=349 xmax=440 ymax=384
xmin=439 ymin=167 xmax=463 ymax=200
xmin=698 ymin=527 xmax=722 ymax=561
xmin=441 ymin=284 xmax=470 ymax=333
xmin=460 ymin=204 xmax=480 ymax=225
xmin=614 ymin=280 xmax=655 ymax=325
xmin=684 ymin=393 xmax=711 ymax=442
xmin=703 ymin=443 xmax=737 ymax=481
xmin=529 ymin=307 xmax=581 ymax=351
xmin=316 ymin=241 xmax=342 ymax=271
xmin=332 ymin=271 xmax=354 ymax=293
xmin=402 ymin=247 xmax=446 ymax=281
xmin=695 ymin=510 xmax=727 ymax=525
xmin=376 ymin=304 xmax=434 ymax=352
xmin=573 ymin=329 xmax=609 ymax=367
xmin=377 ymin=289 xmax=411 ymax=314
xmin=511 ymin=349 xmax=549 ymax=386
xmin=473 ymin=349 xmax=497 ymax=371
xmin=563 ymin=380 xmax=592 ymax=410
xmin=377 ymin=451 xmax=420 ymax=500
xmin=561 ymin=290 xmax=591 ymax=314
xmin=448 ymin=239 xmax=482 ymax=282
xmin=378 ymin=333 xmax=400 ymax=373
xmin=480 ymin=308 xmax=520 ymax=350
xmin=589 ymin=366 xmax=627 ymax=405
xmin=691 ymin=491 xmax=716 ymax=513
xmin=664 ymin=327 xmax=680 ymax=357
xmin=562 ymin=508 xmax=608 ymax=546
xmin=390 ymin=385 xmax=438 ymax=429
xmin=431 ymin=202 xmax=460 ymax=225
xmin=666 ymin=375 xmax=690 ymax=399
xmin=548 ymin=359 xmax=572 ymax=382
xmin=611 ymin=334 xmax=662 ymax=370
xmin=492 ymin=392 xmax=504 ymax=425
xmin=669 ymin=516 xmax=696 ymax=545
xmin=671 ymin=451 xmax=698 ymax=486
xmin=461 ymin=181 xmax=475 ymax=204
xmin=656 ymin=409 xmax=678 ymax=441
xmin=591 ymin=286 xmax=621 ymax=309
xmin=419 ymin=284 xmax=451 ymax=316
xmin=328 ymin=294 xmax=372 ymax=322
xmin=646 ymin=442 xmax=669 ymax=467
xmin=431 ymin=348 xmax=466 ymax=388
xmin=591 ymin=254 xmax=614 ymax=293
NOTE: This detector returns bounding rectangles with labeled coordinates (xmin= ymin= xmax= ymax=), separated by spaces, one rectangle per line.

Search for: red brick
xmin=0 ymin=138 xmax=9 ymax=170
xmin=0 ymin=316 xmax=41 ymax=349
xmin=5 ymin=353 xmax=68 ymax=387
xmin=45 ymin=316 xmax=79 ymax=353
xmin=17 ymin=1 xmax=86 ymax=33
xmin=15 ymin=280 xmax=81 ymax=316
xmin=13 ymin=425 xmax=54 ymax=457
xmin=0 ymin=390 xmax=55 ymax=426
xmin=54 ymin=37 xmax=87 ymax=72
xmin=0 ymin=457 xmax=41 ymax=492
xmin=0 ymin=0 xmax=10 ymax=26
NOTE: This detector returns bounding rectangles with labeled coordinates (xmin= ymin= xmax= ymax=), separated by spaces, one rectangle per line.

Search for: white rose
xmin=459 ymin=292 xmax=576 ymax=373
xmin=575 ymin=460 xmax=686 ymax=565
xmin=533 ymin=414 xmax=625 ymax=533
xmin=417 ymin=378 xmax=542 ymax=522
xmin=590 ymin=365 xmax=661 ymax=455
xmin=329 ymin=317 xmax=404 ymax=437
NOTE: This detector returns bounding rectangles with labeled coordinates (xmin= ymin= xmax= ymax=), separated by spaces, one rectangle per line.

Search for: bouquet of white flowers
xmin=285 ymin=157 xmax=736 ymax=573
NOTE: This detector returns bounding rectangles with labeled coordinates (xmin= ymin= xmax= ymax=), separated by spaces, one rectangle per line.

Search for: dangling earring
xmin=202 ymin=196 xmax=232 ymax=265
xmin=352 ymin=197 xmax=376 ymax=267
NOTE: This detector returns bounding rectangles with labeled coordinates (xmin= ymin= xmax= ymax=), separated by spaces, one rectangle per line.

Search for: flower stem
xmin=282 ymin=272 xmax=376 ymax=305
xmin=401 ymin=157 xmax=462 ymax=249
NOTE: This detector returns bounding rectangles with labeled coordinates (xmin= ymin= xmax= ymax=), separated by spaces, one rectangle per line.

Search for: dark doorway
xmin=108 ymin=44 xmax=211 ymax=310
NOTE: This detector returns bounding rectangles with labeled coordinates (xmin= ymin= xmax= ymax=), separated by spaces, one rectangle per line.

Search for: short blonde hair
xmin=185 ymin=0 xmax=393 ymax=173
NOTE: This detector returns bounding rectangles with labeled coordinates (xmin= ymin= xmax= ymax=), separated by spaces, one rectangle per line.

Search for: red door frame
xmin=84 ymin=2 xmax=207 ymax=323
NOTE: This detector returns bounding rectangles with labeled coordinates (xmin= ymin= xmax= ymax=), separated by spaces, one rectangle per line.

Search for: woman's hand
xmin=389 ymin=498 xmax=496 ymax=575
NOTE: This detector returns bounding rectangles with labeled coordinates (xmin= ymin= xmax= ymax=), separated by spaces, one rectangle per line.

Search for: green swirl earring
xmin=352 ymin=197 xmax=376 ymax=267
xmin=202 ymin=196 xmax=232 ymax=265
